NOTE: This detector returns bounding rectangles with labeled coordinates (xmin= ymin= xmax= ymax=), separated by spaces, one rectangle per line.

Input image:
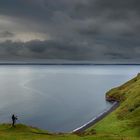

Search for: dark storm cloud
xmin=0 ymin=0 xmax=140 ymax=63
xmin=0 ymin=40 xmax=92 ymax=60
xmin=0 ymin=39 xmax=139 ymax=63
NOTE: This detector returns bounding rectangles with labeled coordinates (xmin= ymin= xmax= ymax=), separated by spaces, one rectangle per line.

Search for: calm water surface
xmin=0 ymin=65 xmax=139 ymax=132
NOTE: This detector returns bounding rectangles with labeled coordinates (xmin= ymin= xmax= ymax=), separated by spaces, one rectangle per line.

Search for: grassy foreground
xmin=0 ymin=124 xmax=125 ymax=140
xmin=0 ymin=124 xmax=127 ymax=140
xmin=0 ymin=74 xmax=140 ymax=140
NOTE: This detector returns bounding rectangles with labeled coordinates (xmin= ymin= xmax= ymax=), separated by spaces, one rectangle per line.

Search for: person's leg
xmin=12 ymin=120 xmax=15 ymax=127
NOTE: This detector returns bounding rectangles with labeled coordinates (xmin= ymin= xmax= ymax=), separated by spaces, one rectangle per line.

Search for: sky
xmin=0 ymin=0 xmax=140 ymax=63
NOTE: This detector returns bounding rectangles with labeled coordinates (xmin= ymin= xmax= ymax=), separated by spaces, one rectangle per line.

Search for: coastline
xmin=72 ymin=101 xmax=119 ymax=133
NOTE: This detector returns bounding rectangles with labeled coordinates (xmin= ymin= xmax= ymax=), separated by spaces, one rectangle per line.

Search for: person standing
xmin=12 ymin=114 xmax=18 ymax=127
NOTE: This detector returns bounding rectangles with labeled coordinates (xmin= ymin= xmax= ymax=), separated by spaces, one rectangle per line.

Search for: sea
xmin=0 ymin=65 xmax=139 ymax=132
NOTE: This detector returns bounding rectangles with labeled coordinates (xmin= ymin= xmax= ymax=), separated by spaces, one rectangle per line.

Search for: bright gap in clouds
xmin=12 ymin=32 xmax=49 ymax=42
xmin=0 ymin=15 xmax=50 ymax=42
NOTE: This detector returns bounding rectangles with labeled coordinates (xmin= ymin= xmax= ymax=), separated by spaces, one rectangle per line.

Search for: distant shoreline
xmin=0 ymin=63 xmax=139 ymax=65
xmin=72 ymin=101 xmax=119 ymax=133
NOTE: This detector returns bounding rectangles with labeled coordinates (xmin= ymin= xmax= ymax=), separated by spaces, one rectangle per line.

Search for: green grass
xmin=0 ymin=74 xmax=140 ymax=139
xmin=0 ymin=124 xmax=126 ymax=140
xmin=0 ymin=124 xmax=75 ymax=140
xmin=87 ymin=73 xmax=140 ymax=139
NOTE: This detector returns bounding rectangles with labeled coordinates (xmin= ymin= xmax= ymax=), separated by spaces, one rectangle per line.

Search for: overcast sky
xmin=0 ymin=0 xmax=140 ymax=63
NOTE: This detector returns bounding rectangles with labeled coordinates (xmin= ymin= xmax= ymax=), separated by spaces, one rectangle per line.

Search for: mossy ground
xmin=0 ymin=74 xmax=140 ymax=140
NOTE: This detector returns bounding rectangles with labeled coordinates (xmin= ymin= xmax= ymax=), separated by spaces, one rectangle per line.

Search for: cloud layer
xmin=0 ymin=0 xmax=140 ymax=63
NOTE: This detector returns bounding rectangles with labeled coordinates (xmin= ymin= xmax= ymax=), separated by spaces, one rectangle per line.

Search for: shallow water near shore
xmin=0 ymin=65 xmax=139 ymax=132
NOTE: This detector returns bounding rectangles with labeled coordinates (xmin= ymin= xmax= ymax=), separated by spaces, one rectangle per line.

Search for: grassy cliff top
xmin=87 ymin=73 xmax=140 ymax=139
xmin=0 ymin=74 xmax=140 ymax=140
